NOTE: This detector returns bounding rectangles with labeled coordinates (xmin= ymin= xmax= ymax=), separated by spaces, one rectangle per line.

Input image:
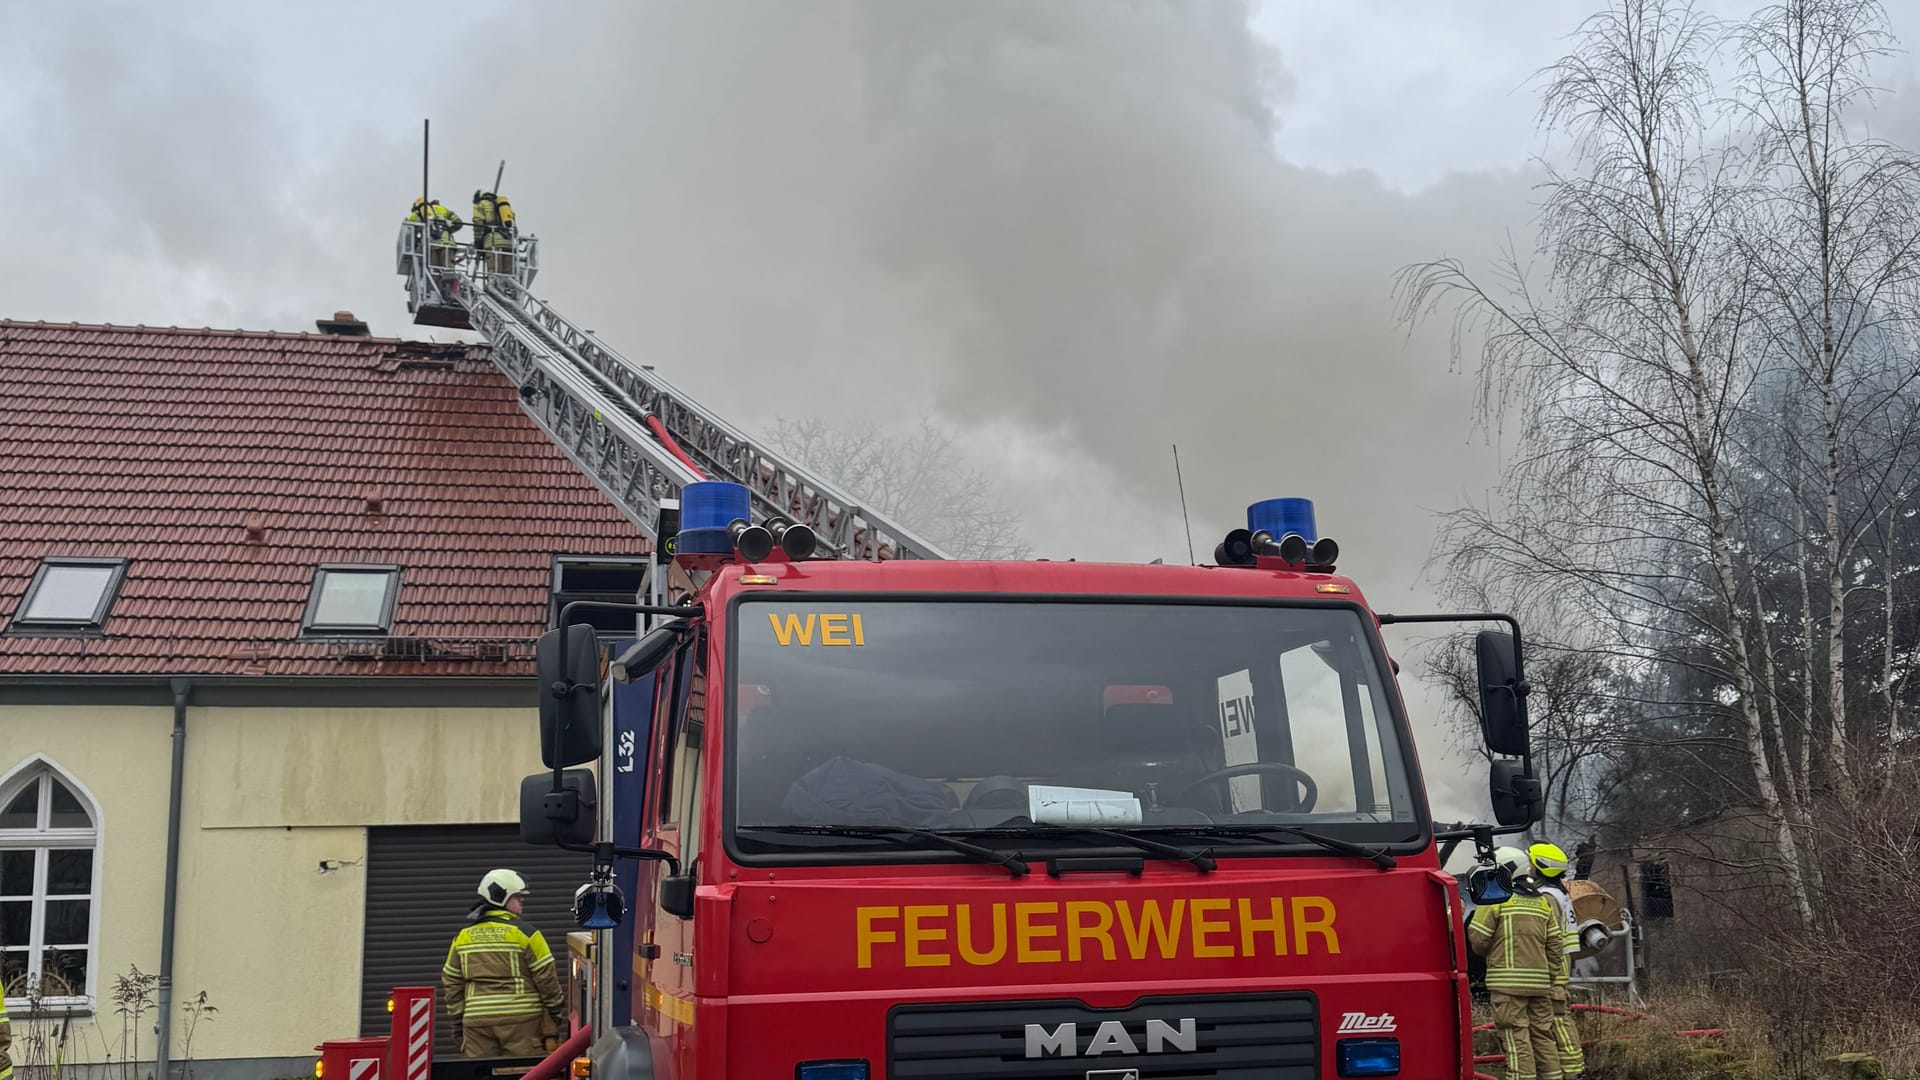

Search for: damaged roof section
xmin=0 ymin=319 xmax=651 ymax=677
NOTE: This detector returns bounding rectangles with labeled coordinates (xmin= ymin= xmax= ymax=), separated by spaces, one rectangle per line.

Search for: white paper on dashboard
xmin=1027 ymin=784 xmax=1143 ymax=825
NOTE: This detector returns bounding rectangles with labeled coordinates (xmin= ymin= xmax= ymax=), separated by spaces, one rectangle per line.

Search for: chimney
xmin=316 ymin=310 xmax=371 ymax=336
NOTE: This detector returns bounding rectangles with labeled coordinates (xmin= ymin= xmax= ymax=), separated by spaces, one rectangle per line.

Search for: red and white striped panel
xmin=403 ymin=994 xmax=433 ymax=1080
xmin=349 ymin=1055 xmax=381 ymax=1080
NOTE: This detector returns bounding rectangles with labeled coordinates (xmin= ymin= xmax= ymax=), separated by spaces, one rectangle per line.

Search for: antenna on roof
xmin=1173 ymin=443 xmax=1196 ymax=566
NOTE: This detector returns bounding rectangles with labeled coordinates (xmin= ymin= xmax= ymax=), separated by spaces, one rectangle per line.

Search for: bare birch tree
xmin=1398 ymin=0 xmax=1819 ymax=925
xmin=1731 ymin=0 xmax=1920 ymax=797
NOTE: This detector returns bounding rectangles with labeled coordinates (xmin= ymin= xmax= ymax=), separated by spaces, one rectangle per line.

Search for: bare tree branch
xmin=763 ymin=416 xmax=1034 ymax=561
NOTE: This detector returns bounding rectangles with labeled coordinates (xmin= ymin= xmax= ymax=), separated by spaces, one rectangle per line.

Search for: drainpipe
xmin=155 ymin=678 xmax=190 ymax=1080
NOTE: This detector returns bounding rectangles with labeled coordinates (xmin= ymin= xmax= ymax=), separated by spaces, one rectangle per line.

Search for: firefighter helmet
xmin=1493 ymin=845 xmax=1532 ymax=880
xmin=1529 ymin=841 xmax=1571 ymax=878
xmin=478 ymin=868 xmax=529 ymax=906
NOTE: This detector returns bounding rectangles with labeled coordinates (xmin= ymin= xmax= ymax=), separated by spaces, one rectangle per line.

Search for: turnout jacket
xmin=441 ymin=908 xmax=566 ymax=1024
xmin=1467 ymin=892 xmax=1567 ymax=995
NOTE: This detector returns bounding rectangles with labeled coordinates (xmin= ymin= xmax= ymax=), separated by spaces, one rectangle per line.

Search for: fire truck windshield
xmin=726 ymin=596 xmax=1424 ymax=861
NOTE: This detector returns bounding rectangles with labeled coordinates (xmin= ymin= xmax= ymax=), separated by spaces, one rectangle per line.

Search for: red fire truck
xmin=522 ymin=484 xmax=1542 ymax=1080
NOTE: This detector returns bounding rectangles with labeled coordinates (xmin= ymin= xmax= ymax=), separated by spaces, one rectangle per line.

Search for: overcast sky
xmin=6 ymin=0 xmax=1920 ymax=819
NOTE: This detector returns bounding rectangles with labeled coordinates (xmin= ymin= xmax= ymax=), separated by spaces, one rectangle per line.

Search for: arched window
xmin=0 ymin=759 xmax=100 ymax=1007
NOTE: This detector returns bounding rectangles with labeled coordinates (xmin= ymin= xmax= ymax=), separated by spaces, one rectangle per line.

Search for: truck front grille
xmin=887 ymin=992 xmax=1317 ymax=1080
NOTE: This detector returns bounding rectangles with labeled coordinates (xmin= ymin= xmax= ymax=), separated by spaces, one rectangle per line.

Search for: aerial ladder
xmin=395 ymin=216 xmax=948 ymax=564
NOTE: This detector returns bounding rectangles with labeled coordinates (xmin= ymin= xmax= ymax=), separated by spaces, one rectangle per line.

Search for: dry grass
xmin=1471 ymin=988 xmax=1920 ymax=1080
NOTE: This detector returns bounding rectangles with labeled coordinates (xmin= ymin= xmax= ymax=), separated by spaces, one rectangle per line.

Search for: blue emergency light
xmin=673 ymin=479 xmax=814 ymax=562
xmin=675 ymin=479 xmax=774 ymax=559
xmin=1216 ymin=497 xmax=1340 ymax=568
xmin=1248 ymin=496 xmax=1317 ymax=543
xmin=1336 ymin=1038 xmax=1402 ymax=1077
xmin=677 ymin=480 xmax=753 ymax=554
xmin=573 ymin=882 xmax=624 ymax=930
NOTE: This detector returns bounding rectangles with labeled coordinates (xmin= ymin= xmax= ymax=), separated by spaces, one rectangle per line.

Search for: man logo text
xmin=1025 ymin=1019 xmax=1197 ymax=1058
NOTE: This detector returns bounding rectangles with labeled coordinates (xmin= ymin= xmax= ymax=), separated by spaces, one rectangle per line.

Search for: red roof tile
xmin=0 ymin=320 xmax=652 ymax=677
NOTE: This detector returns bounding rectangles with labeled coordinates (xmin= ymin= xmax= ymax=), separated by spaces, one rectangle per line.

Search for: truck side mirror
xmin=1475 ymin=630 xmax=1530 ymax=757
xmin=660 ymin=872 xmax=695 ymax=920
xmin=538 ymin=624 xmax=603 ymax=768
xmin=519 ymin=770 xmax=598 ymax=846
xmin=1489 ymin=759 xmax=1543 ymax=827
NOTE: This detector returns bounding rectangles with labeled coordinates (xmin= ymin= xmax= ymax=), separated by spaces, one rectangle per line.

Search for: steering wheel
xmin=1172 ymin=761 xmax=1318 ymax=813
xmin=963 ymin=774 xmax=1030 ymax=811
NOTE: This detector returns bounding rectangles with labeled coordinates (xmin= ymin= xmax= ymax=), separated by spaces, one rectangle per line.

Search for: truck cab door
xmin=639 ymin=635 xmax=705 ymax=1068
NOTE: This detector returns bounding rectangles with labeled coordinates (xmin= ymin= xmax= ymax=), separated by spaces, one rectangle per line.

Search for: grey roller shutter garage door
xmin=361 ymin=825 xmax=594 ymax=1057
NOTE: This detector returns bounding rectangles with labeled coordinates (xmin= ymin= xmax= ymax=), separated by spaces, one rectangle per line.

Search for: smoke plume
xmin=1 ymin=0 xmax=1554 ymax=817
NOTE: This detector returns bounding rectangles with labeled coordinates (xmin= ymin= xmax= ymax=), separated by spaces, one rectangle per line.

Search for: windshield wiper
xmin=955 ymin=825 xmax=1216 ymax=873
xmin=1143 ymin=824 xmax=1396 ymax=870
xmin=735 ymin=824 xmax=1031 ymax=877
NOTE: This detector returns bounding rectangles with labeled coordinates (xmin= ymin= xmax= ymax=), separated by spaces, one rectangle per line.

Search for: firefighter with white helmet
xmin=1530 ymin=841 xmax=1585 ymax=1078
xmin=441 ymin=869 xmax=567 ymax=1058
xmin=1468 ymin=846 xmax=1567 ymax=1080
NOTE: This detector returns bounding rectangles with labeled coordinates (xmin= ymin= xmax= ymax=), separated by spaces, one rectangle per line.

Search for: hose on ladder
xmin=642 ymin=414 xmax=705 ymax=479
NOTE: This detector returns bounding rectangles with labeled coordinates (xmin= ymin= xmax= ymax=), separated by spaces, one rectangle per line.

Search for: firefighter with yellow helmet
xmin=1468 ymin=846 xmax=1567 ymax=1080
xmin=442 ymin=869 xmax=567 ymax=1058
xmin=471 ymin=190 xmax=516 ymax=275
xmin=406 ymin=196 xmax=463 ymax=270
xmin=1531 ymin=840 xmax=1585 ymax=1079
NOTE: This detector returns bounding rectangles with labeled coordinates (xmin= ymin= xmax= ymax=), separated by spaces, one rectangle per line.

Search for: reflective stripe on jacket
xmin=407 ymin=204 xmax=463 ymax=242
xmin=1542 ymin=884 xmax=1576 ymax=985
xmin=1467 ymin=892 xmax=1565 ymax=994
xmin=1 ymin=994 xmax=14 ymax=1080
xmin=442 ymin=909 xmax=565 ymax=1022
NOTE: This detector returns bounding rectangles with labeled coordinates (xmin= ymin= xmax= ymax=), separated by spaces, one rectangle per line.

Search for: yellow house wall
xmin=191 ymin=706 xmax=543 ymax=830
xmin=173 ymin=705 xmax=548 ymax=1061
xmin=0 ymin=705 xmax=173 ymax=1069
xmin=2 ymin=700 xmax=565 ymax=1064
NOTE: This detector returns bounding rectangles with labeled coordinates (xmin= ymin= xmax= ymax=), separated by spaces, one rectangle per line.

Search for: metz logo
xmin=1337 ymin=1011 xmax=1398 ymax=1035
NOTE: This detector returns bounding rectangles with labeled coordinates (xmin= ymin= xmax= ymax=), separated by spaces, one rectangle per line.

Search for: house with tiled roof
xmin=0 ymin=316 xmax=655 ymax=1079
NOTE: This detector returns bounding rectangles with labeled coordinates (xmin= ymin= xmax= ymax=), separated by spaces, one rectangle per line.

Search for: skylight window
xmin=302 ymin=565 xmax=402 ymax=635
xmin=6 ymin=558 xmax=128 ymax=635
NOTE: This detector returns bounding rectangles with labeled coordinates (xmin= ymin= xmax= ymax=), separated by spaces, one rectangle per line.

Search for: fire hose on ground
xmin=1471 ymin=1003 xmax=1726 ymax=1069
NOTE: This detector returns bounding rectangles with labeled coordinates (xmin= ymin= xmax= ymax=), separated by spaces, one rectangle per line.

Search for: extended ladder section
xmin=397 ymin=220 xmax=948 ymax=561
